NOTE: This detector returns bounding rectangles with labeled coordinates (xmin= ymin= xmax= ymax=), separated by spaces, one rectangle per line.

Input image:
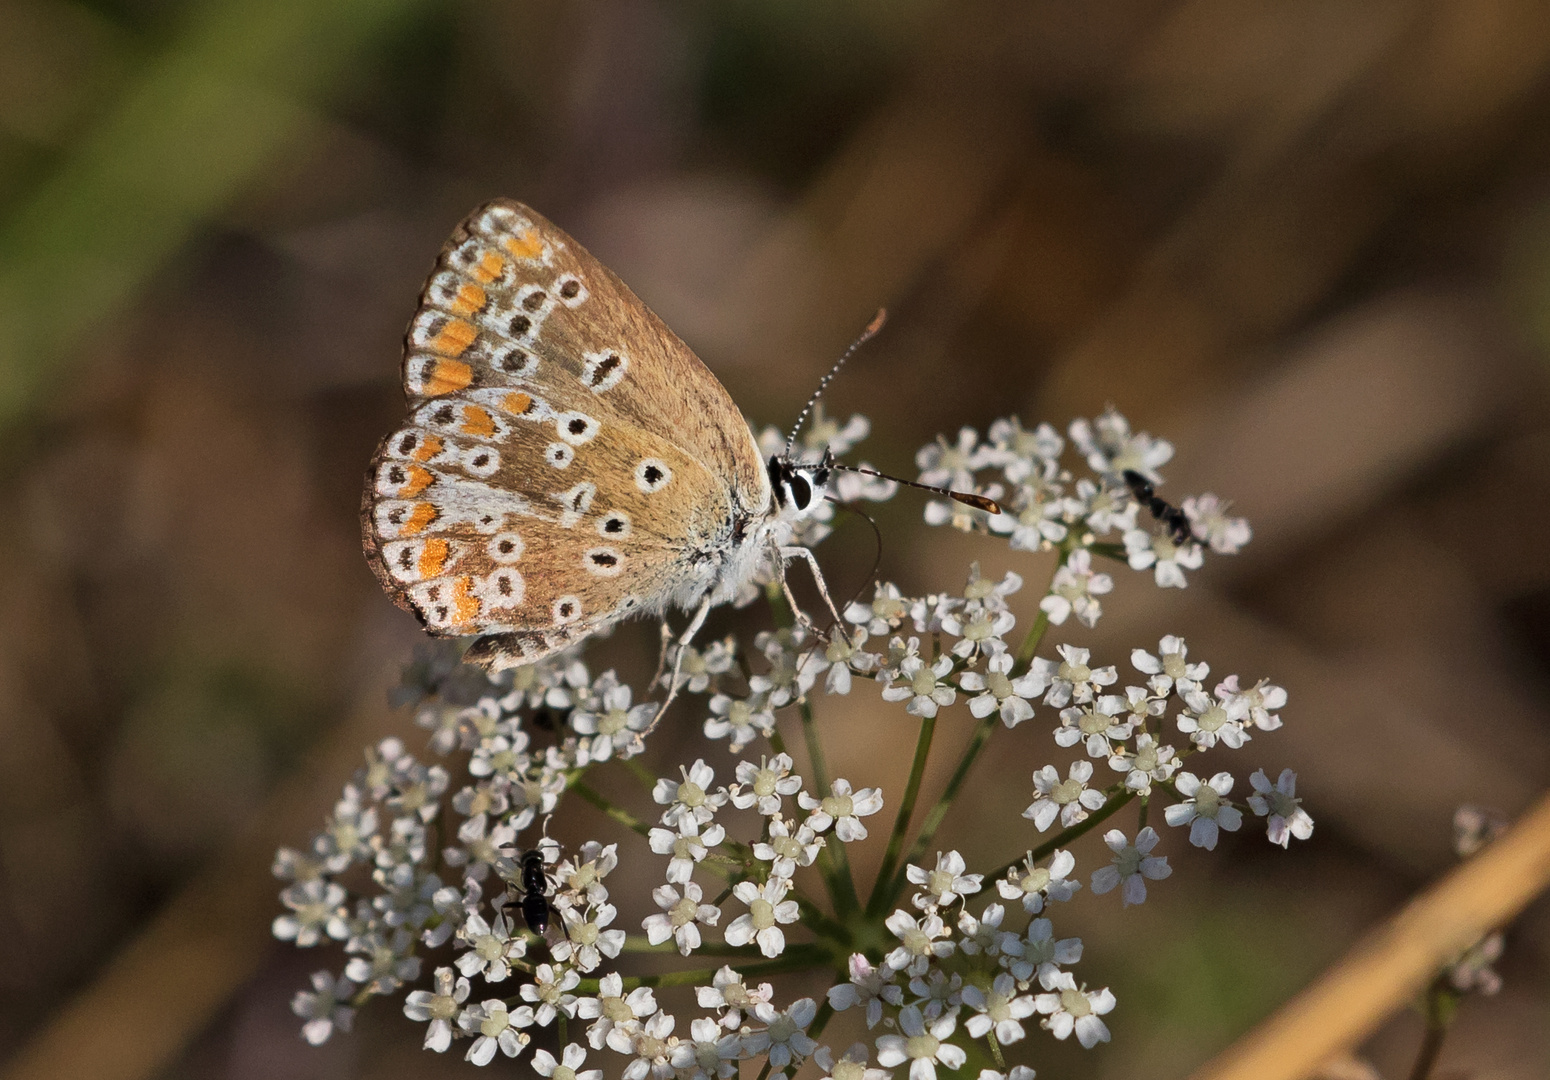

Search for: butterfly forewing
xmin=362 ymin=200 xmax=770 ymax=666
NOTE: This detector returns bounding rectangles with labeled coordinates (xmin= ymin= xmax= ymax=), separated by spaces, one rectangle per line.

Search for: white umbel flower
xmin=906 ymin=850 xmax=984 ymax=911
xmin=827 ymin=952 xmax=905 ymax=1027
xmin=744 ymin=997 xmax=819 ymax=1069
xmin=724 ymin=878 xmax=800 ymax=957
xmin=531 ymin=1043 xmax=603 ymax=1080
xmin=799 ymin=779 xmax=884 ymax=842
xmin=670 ymin=1017 xmax=742 ymax=1080
xmin=731 ymin=754 xmax=802 ymax=816
xmin=883 ymin=653 xmax=958 ymax=717
xmin=959 ymin=646 xmax=1039 ymax=728
xmin=1024 ymin=760 xmax=1106 ymax=831
xmin=1039 ymin=548 xmax=1112 ymax=628
xmin=1164 ymin=771 xmax=1243 ymax=850
xmin=1090 ymin=827 xmax=1171 ymax=906
xmin=653 ymin=759 xmax=727 ymax=828
xmin=641 ymin=881 xmax=720 ymax=956
xmin=402 ymin=966 xmax=469 ymax=1053
xmin=962 ymin=972 xmax=1036 ymax=1045
xmin=1026 ymin=644 xmax=1117 ymax=708
xmin=1247 ymin=768 xmax=1314 ymax=847
xmin=458 ymin=999 xmax=533 ymax=1065
xmin=1033 ymin=974 xmax=1115 ymax=1048
xmin=291 ymin=969 xmax=355 ymax=1046
xmin=998 ymin=848 xmax=1080 ymax=914
xmin=875 ymin=1004 xmax=967 ymax=1080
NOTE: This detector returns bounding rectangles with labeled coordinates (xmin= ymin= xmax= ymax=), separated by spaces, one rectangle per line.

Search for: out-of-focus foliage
xmin=1 ymin=1 xmax=1549 ymax=1078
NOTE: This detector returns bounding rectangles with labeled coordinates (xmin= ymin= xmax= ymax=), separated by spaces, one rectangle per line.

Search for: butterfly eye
xmin=788 ymin=474 xmax=812 ymax=511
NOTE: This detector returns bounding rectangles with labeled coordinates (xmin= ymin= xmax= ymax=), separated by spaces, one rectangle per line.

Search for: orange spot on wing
xmin=402 ymin=503 xmax=438 ymax=535
xmin=411 ymin=434 xmax=443 ymax=462
xmin=400 ymin=465 xmax=434 ymax=498
xmin=472 ymin=250 xmax=508 ymax=283
xmin=500 ymin=392 xmax=533 ymax=416
xmin=460 ymin=405 xmax=496 ymax=437
xmin=418 ymin=538 xmax=450 ymax=578
xmin=449 ymin=283 xmax=487 ymax=316
xmin=420 ymin=358 xmax=472 ymax=396
xmin=429 ymin=318 xmax=478 ymax=357
xmin=451 ymin=576 xmax=480 ymax=626
xmin=502 ymin=229 xmax=543 ymax=261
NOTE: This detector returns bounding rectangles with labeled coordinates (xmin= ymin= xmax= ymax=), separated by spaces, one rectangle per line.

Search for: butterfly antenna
xmin=833 ymin=463 xmax=1003 ymax=515
xmin=785 ymin=308 xmax=888 ymax=458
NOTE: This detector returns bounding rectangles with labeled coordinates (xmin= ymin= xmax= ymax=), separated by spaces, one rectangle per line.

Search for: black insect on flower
xmin=1123 ymin=469 xmax=1193 ymax=546
xmin=518 ymin=849 xmax=552 ymax=935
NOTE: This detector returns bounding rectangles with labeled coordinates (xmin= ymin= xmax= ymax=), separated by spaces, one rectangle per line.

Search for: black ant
xmin=517 ymin=848 xmax=554 ymax=935
xmin=1122 ymin=469 xmax=1194 ymax=546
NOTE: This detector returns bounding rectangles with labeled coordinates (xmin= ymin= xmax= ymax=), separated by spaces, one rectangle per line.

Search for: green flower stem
xmin=807 ymin=999 xmax=836 ymax=1043
xmin=798 ymin=698 xmax=831 ymax=813
xmin=792 ymin=893 xmax=850 ymax=945
xmin=985 ymin=789 xmax=1138 ymax=882
xmin=872 ymin=607 xmax=1056 ymax=913
xmin=571 ymin=780 xmax=652 ymax=839
xmin=1011 ymin=605 xmax=1052 ymax=675
xmin=867 ymin=714 xmax=937 ymax=917
xmin=987 ymin=1031 xmax=1007 ymax=1069
xmin=1087 ymin=541 xmax=1128 ymax=563
xmin=558 ymin=1016 xmax=567 ymax=1046
xmin=1407 ymin=978 xmax=1460 ymax=1080
xmin=620 ymin=755 xmax=659 ymax=794
xmin=574 ymin=946 xmax=829 ymax=993
xmin=762 ymin=579 xmax=862 ymax=918
xmin=801 ymin=697 xmax=861 ymax=918
xmin=619 ymin=936 xmax=764 ymax=956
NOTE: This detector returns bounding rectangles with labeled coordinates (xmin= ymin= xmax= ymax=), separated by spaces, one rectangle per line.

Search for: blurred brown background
xmin=3 ymin=0 xmax=1550 ymax=1078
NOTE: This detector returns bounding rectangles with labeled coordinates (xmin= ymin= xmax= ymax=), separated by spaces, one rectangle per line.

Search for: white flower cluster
xmin=278 ymin=408 xmax=1310 ymax=1077
xmin=916 ymin=410 xmax=1250 ymax=591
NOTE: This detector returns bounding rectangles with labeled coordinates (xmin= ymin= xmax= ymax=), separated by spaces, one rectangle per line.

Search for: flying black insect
xmin=517 ymin=849 xmax=553 ymax=935
xmin=1122 ymin=469 xmax=1195 ymax=546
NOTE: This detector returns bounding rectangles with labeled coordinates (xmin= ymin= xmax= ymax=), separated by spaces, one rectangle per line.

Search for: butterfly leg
xmin=650 ymin=618 xmax=674 ymax=693
xmin=635 ymin=595 xmax=714 ymax=745
xmin=779 ymin=545 xmax=845 ymax=629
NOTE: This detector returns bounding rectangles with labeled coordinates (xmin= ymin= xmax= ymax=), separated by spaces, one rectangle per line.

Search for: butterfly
xmin=361 ymin=200 xmax=841 ymax=683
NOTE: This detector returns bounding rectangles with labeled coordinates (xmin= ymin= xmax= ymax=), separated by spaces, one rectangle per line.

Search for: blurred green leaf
xmin=0 ymin=0 xmax=435 ymax=432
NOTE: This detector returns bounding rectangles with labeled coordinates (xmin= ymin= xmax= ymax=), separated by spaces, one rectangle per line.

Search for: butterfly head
xmin=767 ymin=448 xmax=833 ymax=520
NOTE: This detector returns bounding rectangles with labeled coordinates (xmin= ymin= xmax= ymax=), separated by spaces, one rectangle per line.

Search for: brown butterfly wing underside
xmin=362 ymin=200 xmax=771 ymax=668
